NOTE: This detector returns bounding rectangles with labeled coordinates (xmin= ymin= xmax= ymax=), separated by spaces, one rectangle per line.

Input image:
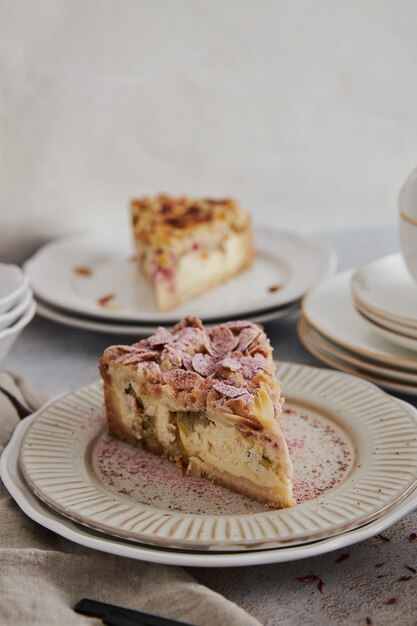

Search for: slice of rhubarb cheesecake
xmin=130 ymin=195 xmax=254 ymax=311
xmin=99 ymin=316 xmax=294 ymax=508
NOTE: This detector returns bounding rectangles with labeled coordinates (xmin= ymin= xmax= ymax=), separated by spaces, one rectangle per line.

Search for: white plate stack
xmin=0 ymin=264 xmax=35 ymax=363
xmin=298 ymin=257 xmax=417 ymax=396
xmin=299 ymin=167 xmax=417 ymax=395
xmin=351 ymin=254 xmax=417 ymax=352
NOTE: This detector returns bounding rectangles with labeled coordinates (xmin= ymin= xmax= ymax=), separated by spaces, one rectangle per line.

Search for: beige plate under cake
xmin=19 ymin=363 xmax=417 ymax=551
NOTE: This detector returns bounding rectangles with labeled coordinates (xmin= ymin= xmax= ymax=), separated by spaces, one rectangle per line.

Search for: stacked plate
xmin=2 ymin=362 xmax=417 ymax=566
xmin=0 ymin=264 xmax=36 ymax=363
xmin=298 ymin=263 xmax=417 ymax=395
xmin=351 ymin=254 xmax=417 ymax=353
xmin=23 ymin=227 xmax=336 ymax=334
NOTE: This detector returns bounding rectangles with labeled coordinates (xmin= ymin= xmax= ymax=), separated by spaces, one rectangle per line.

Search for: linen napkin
xmin=0 ymin=371 xmax=262 ymax=626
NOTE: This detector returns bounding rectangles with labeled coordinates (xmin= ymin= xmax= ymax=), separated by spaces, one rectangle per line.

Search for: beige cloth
xmin=0 ymin=371 xmax=261 ymax=626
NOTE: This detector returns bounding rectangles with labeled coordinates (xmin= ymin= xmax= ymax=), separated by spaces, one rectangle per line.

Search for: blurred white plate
xmin=35 ymin=298 xmax=300 ymax=335
xmin=299 ymin=316 xmax=417 ymax=384
xmin=302 ymin=270 xmax=417 ymax=372
xmin=0 ymin=263 xmax=29 ymax=314
xmin=3 ymin=389 xmax=417 ymax=566
xmin=19 ymin=363 xmax=417 ymax=550
xmin=353 ymin=295 xmax=417 ymax=339
xmin=24 ymin=228 xmax=335 ymax=323
xmin=0 ymin=300 xmax=36 ymax=363
xmin=354 ymin=301 xmax=417 ymax=353
xmin=298 ymin=317 xmax=417 ymax=395
xmin=352 ymin=254 xmax=417 ymax=329
xmin=0 ymin=288 xmax=32 ymax=331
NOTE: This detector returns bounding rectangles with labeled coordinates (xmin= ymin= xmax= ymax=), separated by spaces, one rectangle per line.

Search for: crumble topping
xmin=97 ymin=293 xmax=116 ymax=307
xmin=131 ymin=194 xmax=250 ymax=247
xmin=102 ymin=316 xmax=282 ymax=429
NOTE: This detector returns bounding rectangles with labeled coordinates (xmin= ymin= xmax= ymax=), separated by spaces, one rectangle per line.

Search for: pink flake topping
xmin=213 ymin=381 xmax=248 ymax=398
xmin=104 ymin=315 xmax=278 ymax=421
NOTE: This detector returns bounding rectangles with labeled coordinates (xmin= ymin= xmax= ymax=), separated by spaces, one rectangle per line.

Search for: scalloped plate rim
xmin=18 ymin=363 xmax=417 ymax=550
xmin=3 ymin=409 xmax=417 ymax=565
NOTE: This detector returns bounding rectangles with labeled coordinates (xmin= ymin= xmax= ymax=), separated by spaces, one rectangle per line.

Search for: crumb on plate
xmin=97 ymin=293 xmax=116 ymax=307
xmin=268 ymin=284 xmax=283 ymax=293
xmin=74 ymin=265 xmax=93 ymax=277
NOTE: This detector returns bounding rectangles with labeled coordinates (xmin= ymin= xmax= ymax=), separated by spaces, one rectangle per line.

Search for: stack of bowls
xmin=351 ymin=254 xmax=417 ymax=353
xmin=0 ymin=264 xmax=35 ymax=363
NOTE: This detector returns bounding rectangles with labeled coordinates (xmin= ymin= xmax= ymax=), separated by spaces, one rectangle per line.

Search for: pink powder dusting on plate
xmin=91 ymin=403 xmax=353 ymax=516
xmin=283 ymin=406 xmax=352 ymax=503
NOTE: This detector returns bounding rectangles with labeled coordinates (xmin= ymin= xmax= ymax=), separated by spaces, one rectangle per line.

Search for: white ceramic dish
xmin=299 ymin=320 xmax=417 ymax=396
xmin=351 ymin=254 xmax=417 ymax=328
xmin=0 ymin=288 xmax=33 ymax=332
xmin=35 ymin=298 xmax=300 ymax=335
xmin=24 ymin=228 xmax=335 ymax=323
xmin=299 ymin=338 xmax=417 ymax=395
xmin=0 ymin=263 xmax=30 ymax=314
xmin=19 ymin=363 xmax=417 ymax=551
xmin=3 ymin=398 xmax=417 ymax=566
xmin=354 ymin=302 xmax=417 ymax=353
xmin=298 ymin=316 xmax=417 ymax=384
xmin=399 ymin=166 xmax=417 ymax=285
xmin=298 ymin=318 xmax=417 ymax=395
xmin=302 ymin=270 xmax=417 ymax=372
xmin=353 ymin=296 xmax=417 ymax=340
xmin=0 ymin=300 xmax=36 ymax=363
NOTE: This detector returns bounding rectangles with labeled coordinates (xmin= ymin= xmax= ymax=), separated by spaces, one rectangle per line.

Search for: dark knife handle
xmin=75 ymin=598 xmax=195 ymax=626
xmin=103 ymin=611 xmax=146 ymax=626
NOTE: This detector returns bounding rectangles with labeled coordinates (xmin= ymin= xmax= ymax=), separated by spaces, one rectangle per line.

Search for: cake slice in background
xmin=99 ymin=316 xmax=294 ymax=508
xmin=131 ymin=195 xmax=254 ymax=311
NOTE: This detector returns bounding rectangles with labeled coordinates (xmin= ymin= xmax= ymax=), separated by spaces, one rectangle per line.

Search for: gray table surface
xmin=4 ymin=225 xmax=417 ymax=626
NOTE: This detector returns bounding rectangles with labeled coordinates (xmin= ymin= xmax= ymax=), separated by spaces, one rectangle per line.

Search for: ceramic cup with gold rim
xmin=399 ymin=166 xmax=417 ymax=285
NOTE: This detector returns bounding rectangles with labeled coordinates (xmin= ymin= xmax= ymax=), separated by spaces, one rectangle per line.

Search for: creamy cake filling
xmin=130 ymin=195 xmax=254 ymax=311
xmin=110 ymin=379 xmax=291 ymax=495
xmin=139 ymin=230 xmax=252 ymax=309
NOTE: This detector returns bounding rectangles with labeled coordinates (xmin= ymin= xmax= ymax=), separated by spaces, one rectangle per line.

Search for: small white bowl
xmin=0 ymin=300 xmax=36 ymax=363
xmin=0 ymin=264 xmax=30 ymax=314
xmin=399 ymin=167 xmax=417 ymax=285
xmin=0 ymin=288 xmax=33 ymax=331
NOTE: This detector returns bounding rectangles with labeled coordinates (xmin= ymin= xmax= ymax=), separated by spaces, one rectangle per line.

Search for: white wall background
xmin=1 ymin=0 xmax=416 ymax=258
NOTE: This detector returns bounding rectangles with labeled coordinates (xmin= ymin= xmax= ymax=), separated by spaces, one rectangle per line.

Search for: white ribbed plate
xmin=19 ymin=363 xmax=417 ymax=550
xmin=3 ymin=410 xmax=417 ymax=566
